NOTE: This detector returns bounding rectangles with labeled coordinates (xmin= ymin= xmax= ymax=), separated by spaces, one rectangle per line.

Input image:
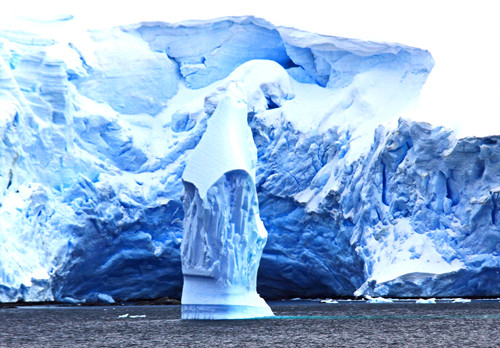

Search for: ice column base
xmin=181 ymin=275 xmax=274 ymax=320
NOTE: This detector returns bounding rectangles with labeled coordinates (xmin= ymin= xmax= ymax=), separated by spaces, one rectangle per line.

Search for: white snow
xmin=182 ymin=82 xmax=256 ymax=199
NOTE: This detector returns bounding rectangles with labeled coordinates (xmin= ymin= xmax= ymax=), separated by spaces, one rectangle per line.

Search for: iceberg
xmin=0 ymin=15 xmax=499 ymax=303
xmin=180 ymin=82 xmax=273 ymax=319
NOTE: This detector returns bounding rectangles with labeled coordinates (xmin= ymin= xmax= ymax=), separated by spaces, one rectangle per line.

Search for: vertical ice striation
xmin=180 ymin=82 xmax=273 ymax=319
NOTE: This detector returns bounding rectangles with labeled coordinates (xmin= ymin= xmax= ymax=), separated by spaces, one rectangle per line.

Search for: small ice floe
xmin=452 ymin=298 xmax=471 ymax=303
xmin=365 ymin=296 xmax=393 ymax=303
xmin=61 ymin=297 xmax=82 ymax=304
xmin=118 ymin=313 xmax=146 ymax=318
xmin=97 ymin=293 xmax=115 ymax=304
xmin=416 ymin=298 xmax=436 ymax=304
xmin=320 ymin=299 xmax=338 ymax=304
xmin=289 ymin=298 xmax=302 ymax=301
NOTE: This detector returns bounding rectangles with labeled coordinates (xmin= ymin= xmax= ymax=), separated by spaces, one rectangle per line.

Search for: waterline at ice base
xmin=0 ymin=16 xmax=499 ymax=305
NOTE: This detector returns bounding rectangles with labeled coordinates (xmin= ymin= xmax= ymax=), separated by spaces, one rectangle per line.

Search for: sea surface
xmin=1 ymin=300 xmax=499 ymax=347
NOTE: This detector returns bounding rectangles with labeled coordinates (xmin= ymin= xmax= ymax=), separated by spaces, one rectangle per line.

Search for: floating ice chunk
xmin=61 ymin=297 xmax=82 ymax=304
xmin=365 ymin=296 xmax=393 ymax=303
xmin=118 ymin=313 xmax=129 ymax=318
xmin=129 ymin=315 xmax=146 ymax=318
xmin=452 ymin=298 xmax=471 ymax=303
xmin=321 ymin=299 xmax=338 ymax=304
xmin=416 ymin=298 xmax=436 ymax=304
xmin=97 ymin=293 xmax=115 ymax=303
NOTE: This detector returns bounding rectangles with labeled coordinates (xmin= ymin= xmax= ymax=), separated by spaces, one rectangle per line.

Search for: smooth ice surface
xmin=182 ymin=82 xmax=256 ymax=200
xmin=0 ymin=16 xmax=499 ymax=303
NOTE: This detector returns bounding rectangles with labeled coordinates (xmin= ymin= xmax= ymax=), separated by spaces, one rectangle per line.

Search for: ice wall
xmin=0 ymin=16 xmax=498 ymax=303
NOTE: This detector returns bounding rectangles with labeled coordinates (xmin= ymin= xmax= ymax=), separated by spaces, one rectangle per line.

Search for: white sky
xmin=1 ymin=0 xmax=499 ymax=138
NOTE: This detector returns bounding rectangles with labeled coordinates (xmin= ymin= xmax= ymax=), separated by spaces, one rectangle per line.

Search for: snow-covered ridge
xmin=0 ymin=16 xmax=498 ymax=303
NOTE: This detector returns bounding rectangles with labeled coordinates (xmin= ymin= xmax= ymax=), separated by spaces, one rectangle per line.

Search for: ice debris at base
xmin=180 ymin=82 xmax=273 ymax=319
xmin=97 ymin=293 xmax=115 ymax=304
xmin=415 ymin=298 xmax=436 ymax=304
xmin=365 ymin=296 xmax=394 ymax=304
xmin=452 ymin=298 xmax=471 ymax=303
xmin=320 ymin=299 xmax=339 ymax=304
xmin=61 ymin=296 xmax=84 ymax=304
xmin=0 ymin=16 xmax=499 ymax=303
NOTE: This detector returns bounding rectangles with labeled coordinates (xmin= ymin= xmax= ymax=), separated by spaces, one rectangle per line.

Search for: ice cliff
xmin=0 ymin=16 xmax=498 ymax=303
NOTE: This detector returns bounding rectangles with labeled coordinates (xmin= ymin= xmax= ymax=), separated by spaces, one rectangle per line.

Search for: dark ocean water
xmin=1 ymin=300 xmax=499 ymax=347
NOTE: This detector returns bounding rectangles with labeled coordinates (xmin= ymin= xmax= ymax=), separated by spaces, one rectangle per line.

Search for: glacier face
xmin=0 ymin=16 xmax=498 ymax=303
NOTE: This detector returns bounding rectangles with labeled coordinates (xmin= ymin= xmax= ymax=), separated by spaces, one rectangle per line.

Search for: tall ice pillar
xmin=180 ymin=82 xmax=274 ymax=319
